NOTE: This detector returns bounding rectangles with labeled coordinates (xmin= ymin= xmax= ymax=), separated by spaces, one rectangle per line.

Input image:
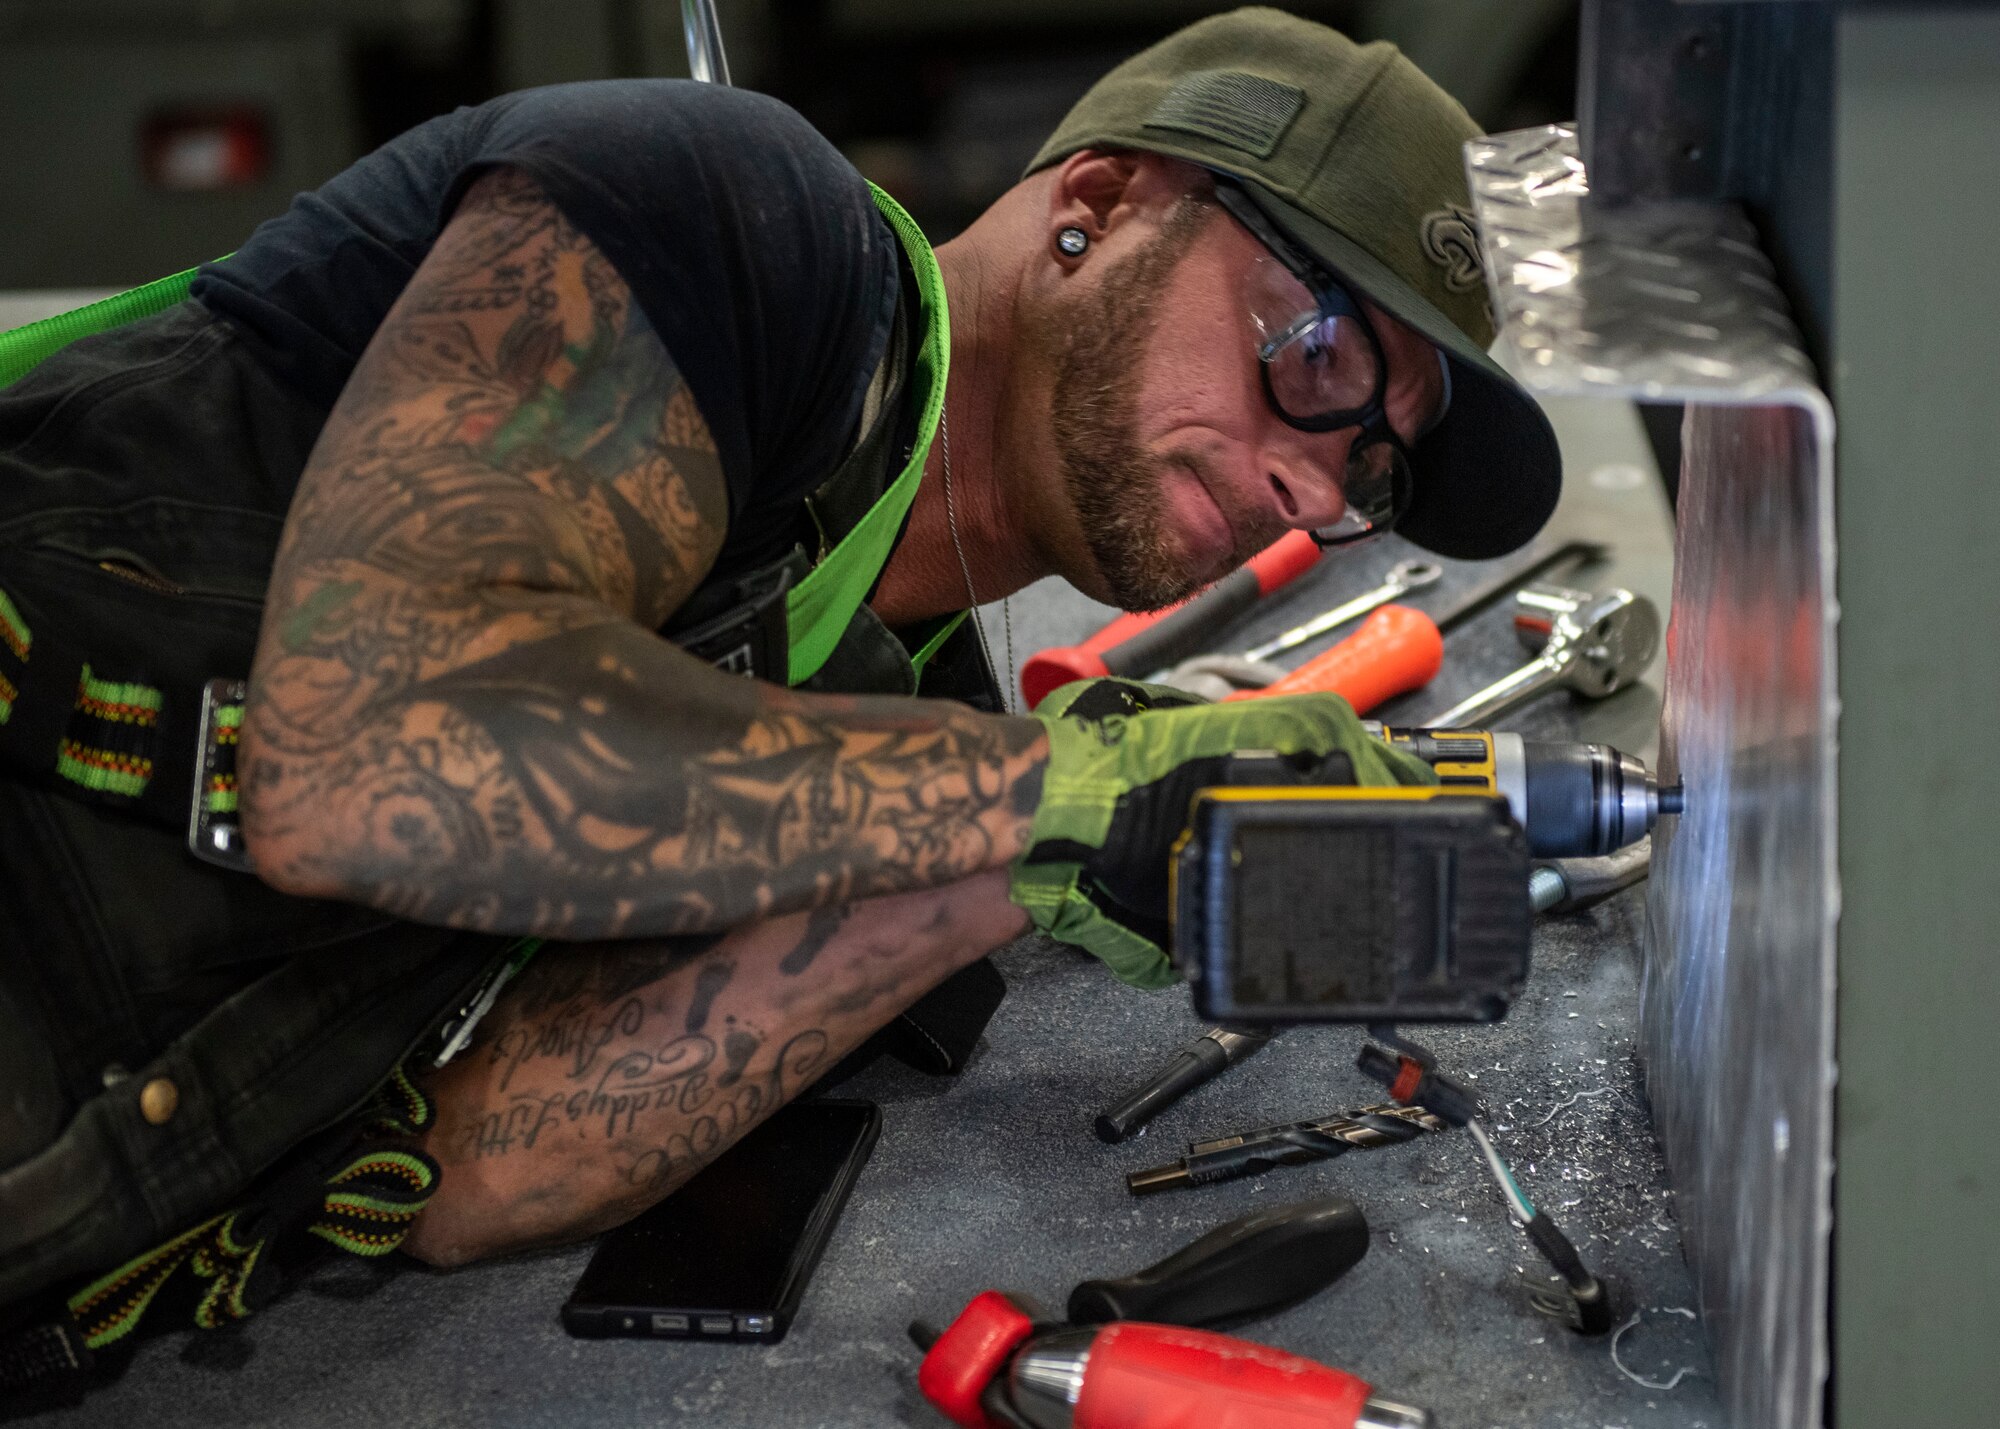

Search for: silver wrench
xmin=1426 ymin=583 xmax=1660 ymax=727
xmin=1243 ymin=558 xmax=1444 ymax=662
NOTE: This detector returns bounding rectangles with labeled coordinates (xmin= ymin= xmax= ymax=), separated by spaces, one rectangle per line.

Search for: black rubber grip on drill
xmin=1066 ymin=1197 xmax=1368 ymax=1330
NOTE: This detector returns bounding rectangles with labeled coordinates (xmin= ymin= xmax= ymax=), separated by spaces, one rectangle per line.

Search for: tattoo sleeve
xmin=405 ymin=872 xmax=1026 ymax=1265
xmin=243 ymin=167 xmax=1047 ymax=939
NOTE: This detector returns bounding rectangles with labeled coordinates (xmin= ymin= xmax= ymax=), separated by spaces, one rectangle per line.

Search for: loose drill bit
xmin=1126 ymin=1103 xmax=1446 ymax=1195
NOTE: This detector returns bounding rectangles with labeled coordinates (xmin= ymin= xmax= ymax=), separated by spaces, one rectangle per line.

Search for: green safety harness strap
xmin=907 ymin=609 xmax=969 ymax=679
xmin=0 ymin=190 xmax=954 ymax=844
xmin=62 ymin=1063 xmax=440 ymax=1357
xmin=0 ymin=260 xmax=224 ymax=389
xmin=0 ymin=191 xmax=952 ymax=692
xmin=0 ymin=192 xmax=950 ymax=693
xmin=784 ymin=184 xmax=951 ymax=686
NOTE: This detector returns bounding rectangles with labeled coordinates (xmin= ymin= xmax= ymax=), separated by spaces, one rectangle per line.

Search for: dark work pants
xmin=0 ymin=304 xmax=499 ymax=1313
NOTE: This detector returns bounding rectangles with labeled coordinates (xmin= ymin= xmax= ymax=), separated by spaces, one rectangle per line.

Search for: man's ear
xmin=1048 ymin=149 xmax=1147 ymax=249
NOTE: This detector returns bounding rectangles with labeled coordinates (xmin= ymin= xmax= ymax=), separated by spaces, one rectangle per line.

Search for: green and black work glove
xmin=1008 ymin=677 xmax=1437 ymax=989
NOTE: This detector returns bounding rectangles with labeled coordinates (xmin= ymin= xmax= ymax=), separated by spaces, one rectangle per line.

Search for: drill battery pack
xmin=1171 ymin=786 xmax=1533 ymax=1024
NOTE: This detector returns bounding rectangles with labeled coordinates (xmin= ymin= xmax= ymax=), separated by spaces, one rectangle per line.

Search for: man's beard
xmin=1050 ymin=196 xmax=1248 ymax=612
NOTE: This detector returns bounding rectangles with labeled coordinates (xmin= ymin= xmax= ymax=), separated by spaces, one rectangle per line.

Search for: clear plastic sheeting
xmin=1466 ymin=125 xmax=1837 ymax=1429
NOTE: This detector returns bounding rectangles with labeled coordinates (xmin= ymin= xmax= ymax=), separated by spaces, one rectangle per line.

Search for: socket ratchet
xmin=1426 ymin=583 xmax=1660 ymax=728
xmin=1242 ymin=559 xmax=1442 ymax=662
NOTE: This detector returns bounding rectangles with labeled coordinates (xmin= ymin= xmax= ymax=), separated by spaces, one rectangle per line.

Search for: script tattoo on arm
xmin=470 ymin=990 xmax=832 ymax=1202
xmin=406 ymin=873 xmax=1025 ymax=1264
xmin=421 ymin=931 xmax=833 ymax=1254
xmin=243 ymin=166 xmax=1047 ymax=939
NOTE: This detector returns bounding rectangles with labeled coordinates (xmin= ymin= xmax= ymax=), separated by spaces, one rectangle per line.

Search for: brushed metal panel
xmin=1467 ymin=124 xmax=1836 ymax=1429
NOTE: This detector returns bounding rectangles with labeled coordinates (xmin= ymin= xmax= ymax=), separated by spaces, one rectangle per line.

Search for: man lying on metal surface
xmin=0 ymin=6 xmax=1558 ymax=1381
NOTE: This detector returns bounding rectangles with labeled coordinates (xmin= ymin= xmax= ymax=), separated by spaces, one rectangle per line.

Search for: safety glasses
xmin=1213 ymin=182 xmax=1418 ymax=547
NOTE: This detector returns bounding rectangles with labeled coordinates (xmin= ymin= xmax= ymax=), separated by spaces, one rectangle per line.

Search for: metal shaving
xmin=1611 ymin=1307 xmax=1703 ymax=1391
xmin=1530 ymin=1087 xmax=1617 ymax=1128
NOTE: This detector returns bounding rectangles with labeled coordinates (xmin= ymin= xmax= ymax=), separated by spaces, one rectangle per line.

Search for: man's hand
xmin=242 ymin=166 xmax=1046 ymax=939
xmin=1010 ymin=678 xmax=1436 ymax=987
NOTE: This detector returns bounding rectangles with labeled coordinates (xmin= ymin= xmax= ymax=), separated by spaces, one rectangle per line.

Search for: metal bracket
xmin=1466 ymin=124 xmax=1835 ymax=1429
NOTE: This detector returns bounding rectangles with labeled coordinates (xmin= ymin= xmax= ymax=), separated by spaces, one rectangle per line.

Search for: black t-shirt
xmin=191 ymin=80 xmax=900 ymax=572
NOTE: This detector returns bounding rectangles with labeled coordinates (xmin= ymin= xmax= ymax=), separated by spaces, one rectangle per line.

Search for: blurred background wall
xmin=0 ymin=0 xmax=1578 ymax=288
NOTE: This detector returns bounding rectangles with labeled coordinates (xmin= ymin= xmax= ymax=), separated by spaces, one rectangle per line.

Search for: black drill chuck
xmin=1512 ymin=737 xmax=1671 ymax=858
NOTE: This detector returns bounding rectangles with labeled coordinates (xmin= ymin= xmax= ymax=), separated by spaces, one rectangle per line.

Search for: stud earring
xmin=1056 ymin=227 xmax=1089 ymax=258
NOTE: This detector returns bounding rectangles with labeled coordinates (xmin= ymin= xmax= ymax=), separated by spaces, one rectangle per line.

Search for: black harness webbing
xmin=0 ymin=591 xmax=206 ymax=836
xmin=0 ymin=222 xmax=928 ymax=859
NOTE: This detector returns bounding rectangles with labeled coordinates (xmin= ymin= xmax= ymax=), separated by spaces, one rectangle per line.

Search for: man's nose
xmin=1262 ymin=432 xmax=1349 ymax=532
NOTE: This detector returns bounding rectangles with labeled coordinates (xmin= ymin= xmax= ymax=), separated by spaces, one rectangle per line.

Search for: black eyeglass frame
xmin=1211 ymin=180 xmax=1415 ymax=547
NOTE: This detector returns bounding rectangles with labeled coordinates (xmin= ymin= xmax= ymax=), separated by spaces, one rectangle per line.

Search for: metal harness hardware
xmin=0 ymin=193 xmax=955 ymax=874
xmin=187 ymin=678 xmax=249 ymax=870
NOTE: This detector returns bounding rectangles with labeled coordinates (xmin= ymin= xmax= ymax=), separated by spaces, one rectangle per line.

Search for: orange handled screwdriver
xmin=1019 ymin=531 xmax=1321 ymax=708
xmin=1224 ymin=605 xmax=1443 ymax=713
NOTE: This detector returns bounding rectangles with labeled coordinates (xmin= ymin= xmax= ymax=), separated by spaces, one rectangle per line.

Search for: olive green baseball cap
xmin=1028 ymin=6 xmax=1560 ymax=560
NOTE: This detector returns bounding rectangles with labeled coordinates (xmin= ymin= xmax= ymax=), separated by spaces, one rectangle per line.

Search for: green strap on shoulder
xmin=0 ymin=260 xmax=224 ymax=389
xmin=0 ymin=194 xmax=945 ymax=692
xmin=906 ymin=609 xmax=968 ymax=684
xmin=784 ymin=185 xmax=950 ymax=687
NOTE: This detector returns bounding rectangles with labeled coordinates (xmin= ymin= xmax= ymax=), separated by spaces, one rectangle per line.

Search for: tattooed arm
xmin=242 ymin=167 xmax=1047 ymax=937
xmin=405 ymin=872 xmax=1025 ymax=1265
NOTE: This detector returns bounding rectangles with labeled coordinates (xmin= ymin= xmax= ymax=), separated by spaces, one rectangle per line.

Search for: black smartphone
xmin=560 ymin=1098 xmax=881 ymax=1345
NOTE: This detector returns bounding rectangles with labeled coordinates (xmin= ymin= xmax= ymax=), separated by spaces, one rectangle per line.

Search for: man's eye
xmin=1299 ymin=321 xmax=1342 ymax=369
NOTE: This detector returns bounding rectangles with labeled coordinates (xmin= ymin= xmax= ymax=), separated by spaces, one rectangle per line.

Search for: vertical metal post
xmin=1568 ymin=5 xmax=2000 ymax=1423
xmin=1832 ymin=11 xmax=2000 ymax=1427
xmin=681 ymin=0 xmax=731 ymax=86
xmin=1576 ymin=0 xmax=1731 ymax=201
xmin=1575 ymin=0 xmax=1831 ymax=353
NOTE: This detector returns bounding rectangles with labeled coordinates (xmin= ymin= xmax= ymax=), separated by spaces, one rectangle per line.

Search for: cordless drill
xmin=1173 ymin=726 xmax=1682 ymax=1024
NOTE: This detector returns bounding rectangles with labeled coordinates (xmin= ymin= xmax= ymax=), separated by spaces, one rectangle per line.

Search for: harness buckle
xmin=666 ymin=554 xmax=799 ymax=682
xmin=186 ymin=678 xmax=252 ymax=870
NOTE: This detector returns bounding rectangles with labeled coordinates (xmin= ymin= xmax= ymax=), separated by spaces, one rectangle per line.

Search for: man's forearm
xmin=243 ymin=610 xmax=1047 ymax=940
xmin=404 ymin=868 xmax=1027 ymax=1266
